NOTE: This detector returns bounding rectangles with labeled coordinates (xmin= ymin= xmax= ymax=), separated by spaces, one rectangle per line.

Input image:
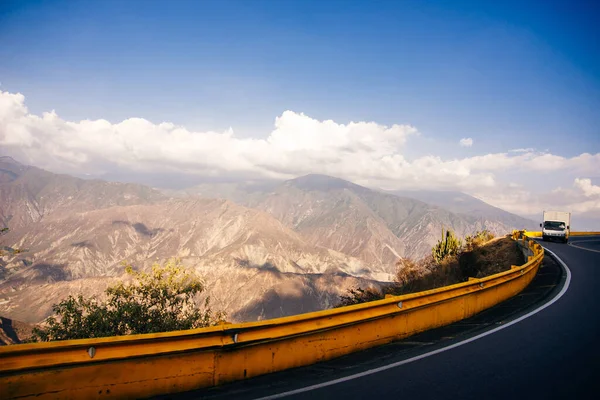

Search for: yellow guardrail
xmin=0 ymin=232 xmax=545 ymax=400
xmin=523 ymin=231 xmax=542 ymax=237
xmin=523 ymin=231 xmax=600 ymax=238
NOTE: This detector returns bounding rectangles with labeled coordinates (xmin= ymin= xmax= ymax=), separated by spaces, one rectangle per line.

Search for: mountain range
xmin=173 ymin=174 xmax=537 ymax=260
xmin=0 ymin=156 xmax=536 ymax=324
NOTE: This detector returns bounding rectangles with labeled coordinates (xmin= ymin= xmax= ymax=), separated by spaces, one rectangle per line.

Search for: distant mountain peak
xmin=0 ymin=156 xmax=27 ymax=183
xmin=0 ymin=156 xmax=23 ymax=166
xmin=286 ymin=174 xmax=368 ymax=192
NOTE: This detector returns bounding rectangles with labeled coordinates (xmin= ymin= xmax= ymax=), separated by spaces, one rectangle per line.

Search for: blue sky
xmin=0 ymin=0 xmax=599 ymax=223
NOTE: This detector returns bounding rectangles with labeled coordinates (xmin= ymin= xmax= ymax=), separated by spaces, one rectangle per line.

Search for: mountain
xmin=177 ymin=174 xmax=535 ymax=260
xmin=0 ymin=316 xmax=34 ymax=345
xmin=0 ymin=161 xmax=535 ymax=325
xmin=2 ymin=198 xmax=381 ymax=280
xmin=0 ymin=165 xmax=385 ymax=323
xmin=388 ymin=189 xmax=538 ymax=231
xmin=0 ymin=156 xmax=165 ymax=231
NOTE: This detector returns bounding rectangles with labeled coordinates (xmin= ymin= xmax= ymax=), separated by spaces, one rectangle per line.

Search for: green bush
xmin=32 ymin=259 xmax=225 ymax=342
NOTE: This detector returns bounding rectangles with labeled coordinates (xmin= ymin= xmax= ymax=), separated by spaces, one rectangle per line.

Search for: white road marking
xmin=254 ymin=247 xmax=572 ymax=400
xmin=569 ymin=239 xmax=600 ymax=254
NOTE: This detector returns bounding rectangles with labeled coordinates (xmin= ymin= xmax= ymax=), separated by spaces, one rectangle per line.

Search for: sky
xmin=0 ymin=0 xmax=599 ymax=226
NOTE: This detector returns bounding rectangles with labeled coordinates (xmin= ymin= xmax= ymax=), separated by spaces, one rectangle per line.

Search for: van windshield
xmin=544 ymin=221 xmax=566 ymax=231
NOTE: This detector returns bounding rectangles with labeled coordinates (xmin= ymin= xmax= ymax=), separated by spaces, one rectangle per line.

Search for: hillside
xmin=0 ymin=316 xmax=34 ymax=345
xmin=177 ymin=174 xmax=535 ymax=260
xmin=0 ymin=156 xmax=165 ymax=231
xmin=0 ymin=160 xmax=536 ymax=325
xmin=388 ymin=189 xmax=538 ymax=231
xmin=1 ymin=194 xmax=385 ymax=323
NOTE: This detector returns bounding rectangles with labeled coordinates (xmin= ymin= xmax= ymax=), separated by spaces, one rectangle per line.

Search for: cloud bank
xmin=1 ymin=90 xmax=599 ymax=220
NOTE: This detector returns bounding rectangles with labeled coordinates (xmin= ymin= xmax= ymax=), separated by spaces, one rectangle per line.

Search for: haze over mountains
xmin=0 ymin=156 xmax=536 ymax=324
xmin=174 ymin=174 xmax=538 ymax=259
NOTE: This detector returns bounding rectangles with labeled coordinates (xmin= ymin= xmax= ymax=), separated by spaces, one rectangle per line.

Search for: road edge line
xmin=568 ymin=241 xmax=600 ymax=254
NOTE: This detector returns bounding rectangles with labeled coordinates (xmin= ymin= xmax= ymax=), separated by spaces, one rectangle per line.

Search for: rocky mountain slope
xmin=0 ymin=156 xmax=165 ymax=231
xmin=0 ymin=160 xmax=386 ymax=323
xmin=388 ymin=189 xmax=538 ymax=231
xmin=0 ymin=316 xmax=34 ymax=345
xmin=0 ymin=158 xmax=534 ymax=325
xmin=2 ymin=198 xmax=380 ymax=280
xmin=178 ymin=174 xmax=536 ymax=260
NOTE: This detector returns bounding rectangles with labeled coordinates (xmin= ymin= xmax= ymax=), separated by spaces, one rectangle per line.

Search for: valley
xmin=0 ymin=156 xmax=536 ymax=325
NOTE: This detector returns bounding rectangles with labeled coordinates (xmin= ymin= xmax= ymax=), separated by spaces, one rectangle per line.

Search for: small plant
xmin=432 ymin=228 xmax=462 ymax=264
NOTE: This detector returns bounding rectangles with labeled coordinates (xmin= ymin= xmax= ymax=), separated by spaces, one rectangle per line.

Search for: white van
xmin=540 ymin=211 xmax=571 ymax=243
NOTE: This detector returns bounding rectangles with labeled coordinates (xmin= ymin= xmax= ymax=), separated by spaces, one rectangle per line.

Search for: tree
xmin=32 ymin=259 xmax=225 ymax=342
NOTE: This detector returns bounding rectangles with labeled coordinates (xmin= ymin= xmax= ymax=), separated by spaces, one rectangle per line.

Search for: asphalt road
xmin=160 ymin=236 xmax=600 ymax=400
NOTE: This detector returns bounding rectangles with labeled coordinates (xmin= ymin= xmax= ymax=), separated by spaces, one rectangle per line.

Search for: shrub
xmin=32 ymin=259 xmax=225 ymax=342
xmin=392 ymin=258 xmax=428 ymax=295
xmin=464 ymin=230 xmax=495 ymax=251
xmin=334 ymin=229 xmax=500 ymax=306
xmin=336 ymin=287 xmax=383 ymax=307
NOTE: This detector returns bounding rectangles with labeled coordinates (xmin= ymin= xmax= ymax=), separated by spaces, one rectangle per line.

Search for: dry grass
xmin=389 ymin=236 xmax=524 ymax=296
xmin=461 ymin=236 xmax=525 ymax=278
xmin=337 ymin=235 xmax=525 ymax=306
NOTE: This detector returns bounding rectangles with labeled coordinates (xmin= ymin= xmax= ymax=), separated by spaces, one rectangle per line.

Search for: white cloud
xmin=574 ymin=178 xmax=600 ymax=197
xmin=459 ymin=137 xmax=473 ymax=147
xmin=0 ymin=90 xmax=599 ymax=220
xmin=475 ymin=177 xmax=600 ymax=221
xmin=509 ymin=148 xmax=534 ymax=153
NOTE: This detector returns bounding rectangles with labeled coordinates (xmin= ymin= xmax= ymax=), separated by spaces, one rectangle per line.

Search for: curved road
xmin=162 ymin=236 xmax=600 ymax=400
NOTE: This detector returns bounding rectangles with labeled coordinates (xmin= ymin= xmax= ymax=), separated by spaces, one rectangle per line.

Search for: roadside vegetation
xmin=31 ymin=259 xmax=226 ymax=342
xmin=336 ymin=229 xmax=524 ymax=307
